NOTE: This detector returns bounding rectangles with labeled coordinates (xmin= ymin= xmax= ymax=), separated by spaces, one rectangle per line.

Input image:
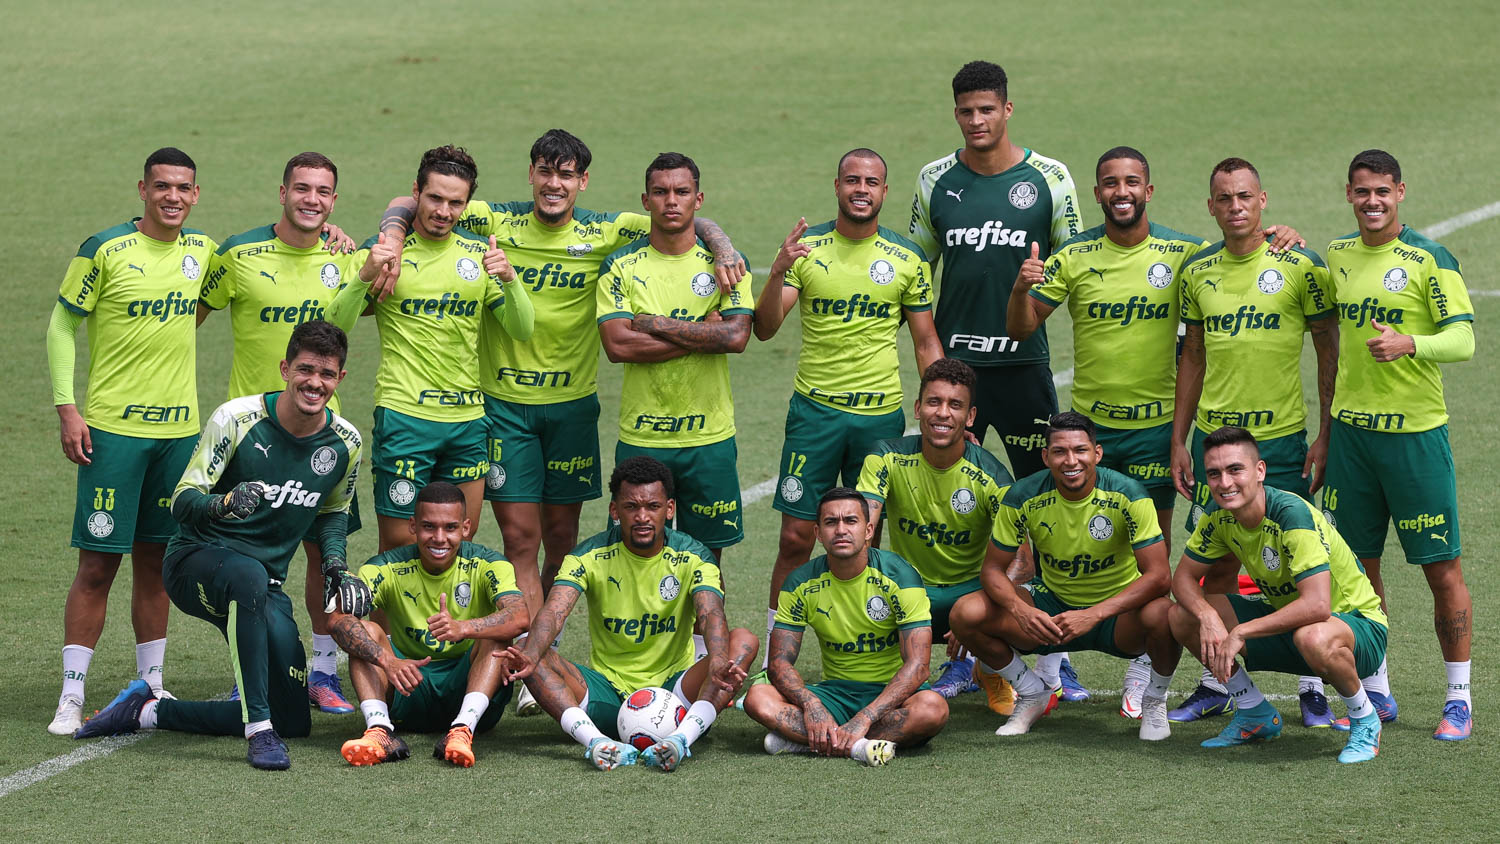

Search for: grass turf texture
xmin=2 ymin=0 xmax=1498 ymax=839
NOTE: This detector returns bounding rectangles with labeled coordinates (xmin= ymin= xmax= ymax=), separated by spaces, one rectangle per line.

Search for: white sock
xmin=849 ymin=737 xmax=871 ymax=759
xmin=360 ymin=699 xmax=393 ymax=731
xmin=139 ymin=699 xmax=160 ymax=729
xmin=1199 ymin=665 xmax=1228 ymax=694
xmin=670 ymin=699 xmax=718 ymax=748
xmin=1035 ymin=652 xmax=1063 ymax=687
xmin=1445 ymin=660 xmax=1472 ymax=705
xmin=977 ymin=660 xmax=999 ymax=675
xmin=136 ymin=638 xmax=166 ymax=692
xmin=1298 ymin=675 xmax=1324 ymax=694
xmin=1125 ymin=655 xmax=1153 ymax=687
xmin=692 ymin=634 xmax=708 ymax=662
xmin=311 ymin=634 xmax=338 ymax=676
xmin=1340 ymin=685 xmax=1374 ymax=720
xmin=561 ymin=706 xmax=606 ymax=748
xmin=1146 ymin=669 xmax=1174 ymax=700
xmin=61 ymin=644 xmax=93 ymax=702
xmin=245 ymin=719 xmax=272 ymax=739
xmin=1362 ymin=656 xmax=1391 ymax=696
xmin=763 ymin=607 xmax=777 ymax=669
xmin=1225 ymin=668 xmax=1265 ymax=709
xmin=998 ymin=653 xmax=1046 ymax=697
xmin=453 ymin=692 xmax=490 ymax=731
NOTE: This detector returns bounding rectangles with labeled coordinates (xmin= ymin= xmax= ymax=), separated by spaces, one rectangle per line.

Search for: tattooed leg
xmin=1425 ymin=558 xmax=1472 ymax=661
xmin=867 ymin=690 xmax=949 ymax=747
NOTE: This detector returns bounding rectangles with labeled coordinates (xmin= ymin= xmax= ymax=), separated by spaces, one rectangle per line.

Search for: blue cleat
xmin=1058 ymin=658 xmax=1090 ymax=703
xmin=641 ymin=734 xmax=691 ymax=772
xmin=1300 ymin=689 xmax=1334 ymax=728
xmin=932 ymin=658 xmax=979 ymax=699
xmin=247 ymin=728 xmax=291 ymax=770
xmin=1338 ymin=711 xmax=1382 ymax=763
xmin=1332 ymin=690 xmax=1399 ymax=731
xmin=307 ymin=670 xmax=355 ymax=714
xmin=1169 ymin=684 xmax=1234 ymax=722
xmin=73 ymin=679 xmax=154 ymax=739
xmin=1433 ymin=700 xmax=1472 ymax=741
xmin=1201 ymin=701 xmax=1282 ymax=747
xmin=585 ymin=737 xmax=637 ymax=771
xmin=228 ymin=683 xmax=240 ymax=702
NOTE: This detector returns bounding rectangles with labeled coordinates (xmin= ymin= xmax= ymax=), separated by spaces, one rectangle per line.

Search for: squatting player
xmin=73 ymin=321 xmax=368 ymax=770
xmin=755 ymin=147 xmax=942 ymax=676
xmin=745 ymin=488 xmax=949 ymax=766
xmin=331 ymin=482 xmax=529 ymax=768
xmin=1323 ymin=149 xmax=1476 ymax=739
xmin=46 ymin=148 xmax=217 ymax=734
xmin=498 ymin=457 xmax=759 ymax=772
xmin=1170 ymin=426 xmax=1388 ymax=764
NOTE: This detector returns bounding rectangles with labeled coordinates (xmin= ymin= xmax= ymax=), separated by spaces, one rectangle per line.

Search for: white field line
xmin=0 ymin=734 xmax=151 ymax=798
xmin=1426 ymin=202 xmax=1500 ymax=238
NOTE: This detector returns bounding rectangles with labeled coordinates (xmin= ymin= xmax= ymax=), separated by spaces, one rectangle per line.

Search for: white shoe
xmin=852 ymin=739 xmax=895 ymax=767
xmin=515 ymin=684 xmax=540 ymax=717
xmin=762 ymin=732 xmax=810 ymax=755
xmin=154 ymin=688 xmax=176 ymax=701
xmin=48 ymin=696 xmax=84 ymax=735
xmin=996 ymin=689 xmax=1052 ymax=736
xmin=1139 ymin=695 xmax=1171 ymax=741
xmin=1120 ymin=676 xmax=1145 ymax=719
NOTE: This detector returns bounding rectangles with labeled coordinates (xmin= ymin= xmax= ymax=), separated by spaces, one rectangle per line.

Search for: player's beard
xmin=534 ymin=201 xmax=571 ymax=226
xmin=1104 ymin=200 xmax=1145 ymax=230
xmin=839 ymin=197 xmax=882 ymax=225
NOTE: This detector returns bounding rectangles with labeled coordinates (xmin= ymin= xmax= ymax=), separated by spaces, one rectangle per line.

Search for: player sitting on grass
xmin=497 ymin=456 xmax=758 ymax=772
xmin=744 ymin=487 xmax=949 ymax=765
xmin=949 ymin=411 xmax=1181 ymax=740
xmin=329 ymin=481 xmax=529 ymax=768
xmin=1169 ymin=426 xmax=1388 ymax=764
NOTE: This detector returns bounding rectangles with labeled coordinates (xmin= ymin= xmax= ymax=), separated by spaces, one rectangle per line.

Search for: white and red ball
xmin=618 ymin=686 xmax=688 ymax=751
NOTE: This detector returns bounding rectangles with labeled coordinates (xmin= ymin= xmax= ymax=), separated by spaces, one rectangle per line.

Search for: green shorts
xmin=72 ymin=428 xmax=196 ymax=552
xmin=1227 ymin=593 xmax=1387 ymax=679
xmin=615 ymin=438 xmax=743 ymax=548
xmin=1095 ymin=419 xmax=1176 ymax=511
xmin=1323 ymin=421 xmax=1459 ymax=564
xmin=575 ymin=661 xmax=689 ymax=740
xmin=774 ymin=393 xmax=904 ymax=520
xmin=483 ymin=393 xmax=602 ymax=505
xmin=1021 ymin=580 xmax=1135 ymax=659
xmin=389 ymin=646 xmax=512 ymax=733
xmin=924 ymin=578 xmax=982 ymax=640
xmin=371 ymin=407 xmax=490 ymax=518
xmin=807 ymin=678 xmax=934 ymax=724
xmin=1188 ymin=427 xmax=1309 ymax=531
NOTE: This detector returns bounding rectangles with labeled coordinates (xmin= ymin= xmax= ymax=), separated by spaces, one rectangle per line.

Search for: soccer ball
xmin=617 ymin=687 xmax=687 ymax=751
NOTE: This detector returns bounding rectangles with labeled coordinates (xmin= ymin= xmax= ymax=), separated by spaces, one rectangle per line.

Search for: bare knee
xmin=907 ymin=690 xmax=950 ymax=733
xmin=729 ymin=628 xmax=760 ymax=663
xmin=74 ymin=551 xmax=124 ymax=591
xmin=948 ymin=591 xmax=990 ymax=636
xmin=775 ymin=517 xmax=816 ymax=563
xmin=743 ymin=683 xmax=783 ymax=721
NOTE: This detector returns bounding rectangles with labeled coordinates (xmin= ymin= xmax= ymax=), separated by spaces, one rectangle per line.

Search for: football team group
xmin=49 ymin=60 xmax=1475 ymax=772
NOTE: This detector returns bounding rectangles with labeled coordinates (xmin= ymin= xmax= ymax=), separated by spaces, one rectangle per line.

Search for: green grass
xmin=2 ymin=0 xmax=1499 ymax=840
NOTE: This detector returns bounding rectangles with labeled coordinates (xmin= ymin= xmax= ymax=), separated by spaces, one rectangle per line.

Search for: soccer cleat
xmin=932 ymin=658 xmax=979 ymax=699
xmin=435 ymin=724 xmax=476 ymax=767
xmin=1201 ymin=701 xmax=1283 ymax=747
xmin=1433 ymin=700 xmax=1472 ymax=741
xmin=73 ymin=679 xmax=154 ymax=738
xmin=641 ymin=734 xmax=691 ymax=772
xmin=995 ymin=689 xmax=1053 ymax=736
xmin=48 ymin=696 xmax=85 ymax=736
xmin=972 ymin=664 xmax=1015 ymax=716
xmin=1042 ymin=684 xmax=1062 ymax=716
xmin=762 ymin=732 xmax=810 ymax=755
xmin=1058 ymin=657 xmax=1090 ymax=702
xmin=228 ymin=683 xmax=240 ymax=702
xmin=1169 ymin=684 xmax=1234 ymax=722
xmin=586 ymin=736 xmax=638 ymax=771
xmin=516 ymin=684 xmax=541 ymax=717
xmin=1337 ymin=711 xmax=1382 ymax=763
xmin=307 ymin=671 xmax=355 ymax=714
xmin=153 ymin=688 xmax=176 ymax=701
xmin=340 ymin=725 xmax=410 ymax=766
xmin=1300 ymin=688 xmax=1334 ymax=728
xmin=1120 ymin=676 xmax=1145 ymax=720
xmin=852 ymin=739 xmax=896 ymax=767
xmin=1332 ymin=691 xmax=1400 ymax=731
xmin=1139 ymin=695 xmax=1171 ymax=741
xmin=734 ymin=669 xmax=769 ymax=711
xmin=247 ymin=728 xmax=291 ymax=770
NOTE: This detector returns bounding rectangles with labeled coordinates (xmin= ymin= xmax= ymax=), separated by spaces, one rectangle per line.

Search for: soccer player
xmin=744 ymin=488 xmax=949 ymax=766
xmin=330 ymin=482 xmax=529 ymax=768
xmin=597 ymin=153 xmax=754 ymax=564
xmin=855 ymin=359 xmax=1014 ymax=709
xmin=1169 ymin=157 xmax=1338 ymax=726
xmin=198 ymin=151 xmax=366 ymax=715
xmin=1322 ymin=149 xmax=1476 ymax=739
xmin=1170 ymin=426 xmax=1388 ymax=764
xmin=73 ymin=321 xmax=369 ymax=770
xmin=755 ymin=147 xmax=942 ymax=678
xmin=948 ymin=412 xmax=1182 ymax=741
xmin=907 ymin=60 xmax=1082 ymax=478
xmin=46 ymin=147 xmax=217 ymax=734
xmin=497 ymin=457 xmax=759 ymax=772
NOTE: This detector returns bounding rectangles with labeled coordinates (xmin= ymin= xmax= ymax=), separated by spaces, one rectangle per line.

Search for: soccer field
xmin=3 ymin=0 xmax=1498 ymax=840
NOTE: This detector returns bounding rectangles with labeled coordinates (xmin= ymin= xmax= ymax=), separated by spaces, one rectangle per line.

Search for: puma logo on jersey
xmin=1085 ymin=267 xmax=1106 ymax=281
xmin=127 ymin=263 xmax=146 ymax=275
xmin=633 ymin=274 xmax=648 ymax=288
xmin=813 ymin=259 xmax=831 ymax=273
xmin=260 ymin=270 xmax=278 ymax=283
xmin=1036 ymin=521 xmax=1054 ymax=536
xmin=946 ymin=189 xmax=965 ymax=202
xmin=723 ymin=519 xmax=739 ymax=529
xmin=607 ymin=576 xmax=622 ymax=590
xmin=815 ymin=607 xmax=831 ymax=618
xmin=1338 ymin=267 xmax=1351 ymax=282
xmin=403 ymin=259 xmax=419 ymax=271
xmin=403 ymin=590 xmax=420 ymax=604
xmin=1431 ymin=531 xmax=1449 ymax=545
xmin=253 ymin=443 xmax=272 ymax=457
xmin=1202 ymin=278 xmax=1221 ymax=291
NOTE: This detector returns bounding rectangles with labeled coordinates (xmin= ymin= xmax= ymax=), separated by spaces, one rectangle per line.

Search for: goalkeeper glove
xmin=208 ymin=481 xmax=267 ymax=521
xmin=322 ymin=557 xmax=372 ymax=617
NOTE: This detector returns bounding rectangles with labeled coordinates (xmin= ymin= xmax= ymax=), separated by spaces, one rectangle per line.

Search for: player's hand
xmin=1197 ymin=610 xmax=1232 ymax=683
xmin=323 ymin=569 xmax=372 ymax=617
xmin=359 ymin=231 xmax=400 ymax=292
xmin=803 ymin=702 xmax=838 ymax=756
xmin=57 ymin=404 xmax=92 ymax=465
xmin=708 ymin=654 xmax=748 ymax=695
xmin=1367 ymin=320 xmax=1416 ymax=362
xmin=1262 ymin=224 xmax=1306 ymax=254
xmin=426 ymin=592 xmax=467 ymax=643
xmin=831 ymin=715 xmax=871 ymax=756
xmin=944 ymin=630 xmax=969 ymax=661
xmin=493 ymin=645 xmax=536 ymax=684
xmin=208 ymin=481 xmax=267 ymax=521
xmin=1170 ymin=441 xmax=1195 ymax=501
xmin=1013 ymin=241 xmax=1044 ymax=294
xmin=769 ymin=218 xmax=812 ymax=278
xmin=964 ymin=428 xmax=981 ymax=445
xmin=704 ymin=309 xmax=722 ymax=322
xmin=714 ymin=251 xmax=747 ymax=296
xmin=321 ymin=223 xmax=357 ymax=255
xmin=1212 ymin=629 xmax=1245 ymax=685
xmin=1303 ymin=431 xmax=1330 ymax=495
xmin=1016 ymin=603 xmax=1065 ymax=646
xmin=484 ymin=235 xmax=517 ymax=283
xmin=381 ymin=653 xmax=432 ymax=696
xmin=1053 ymin=608 xmax=1101 ymax=642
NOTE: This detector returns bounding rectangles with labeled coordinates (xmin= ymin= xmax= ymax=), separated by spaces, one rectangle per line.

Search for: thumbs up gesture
xmin=484 ymin=235 xmax=517 ymax=283
xmin=1014 ymin=241 xmax=1044 ymax=294
xmin=1366 ymin=320 xmax=1416 ymax=363
xmin=427 ymin=592 xmax=467 ymax=643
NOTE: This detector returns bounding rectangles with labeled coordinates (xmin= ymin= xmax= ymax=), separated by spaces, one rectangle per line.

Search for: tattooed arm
xmin=693 ymin=217 xmax=747 ymax=295
xmin=428 ymin=592 xmax=530 ymax=644
xmin=767 ymin=626 xmax=838 ymax=754
xmin=520 ymin=585 xmax=581 ymax=664
xmin=692 ymin=589 xmax=745 ymax=694
xmin=1305 ymin=315 xmax=1340 ymax=494
xmin=632 ymin=312 xmax=752 ymax=354
xmin=328 ymin=611 xmax=429 ymax=693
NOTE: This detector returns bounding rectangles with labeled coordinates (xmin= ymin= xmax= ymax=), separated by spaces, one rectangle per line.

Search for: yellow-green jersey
xmin=774 ymin=548 xmax=932 ymax=683
xmin=1031 ymin=223 xmax=1208 ymax=428
xmin=1180 ymin=238 xmax=1334 ymax=438
xmin=356 ymin=229 xmax=510 ymax=423
xmin=992 ymin=466 xmax=1163 ymax=607
xmin=856 ymin=436 xmax=1012 ymax=586
xmin=784 ymin=222 xmax=932 ymax=414
xmin=555 ymin=526 xmax=724 ymax=693
xmin=56 ymin=220 xmax=217 ymax=438
xmin=1186 ymin=486 xmax=1387 ymax=626
xmin=456 ymin=201 xmax=650 ymax=404
xmin=202 ymin=225 xmax=363 ymax=412
xmin=596 ymin=238 xmax=754 ymax=448
xmin=357 ymin=541 xmax=521 ymax=661
xmin=1327 ymin=225 xmax=1475 ymax=433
